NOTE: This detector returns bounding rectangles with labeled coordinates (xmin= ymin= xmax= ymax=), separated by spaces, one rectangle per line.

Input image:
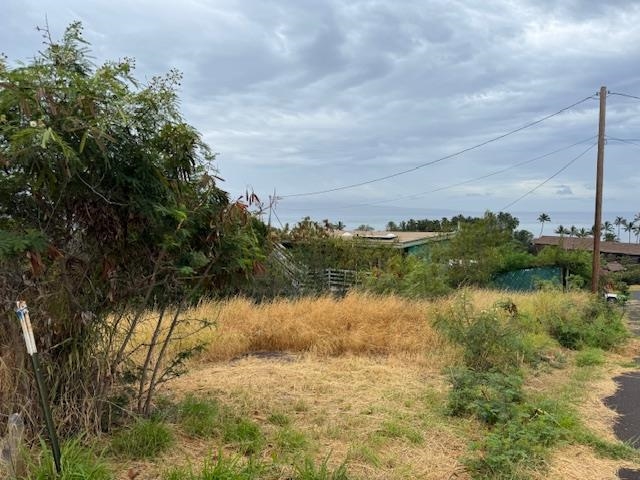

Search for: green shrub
xmin=164 ymin=453 xmax=262 ymax=480
xmin=111 ymin=418 xmax=174 ymax=459
xmin=466 ymin=400 xmax=577 ymax=479
xmin=434 ymin=297 xmax=527 ymax=372
xmin=447 ymin=368 xmax=523 ymax=425
xmin=547 ymin=299 xmax=627 ymax=351
xmin=294 ymin=455 xmax=350 ymax=480
xmin=179 ymin=396 xmax=221 ymax=437
xmin=30 ymin=439 xmax=111 ymax=480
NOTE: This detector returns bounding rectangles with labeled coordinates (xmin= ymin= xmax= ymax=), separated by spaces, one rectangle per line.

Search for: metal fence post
xmin=14 ymin=301 xmax=62 ymax=474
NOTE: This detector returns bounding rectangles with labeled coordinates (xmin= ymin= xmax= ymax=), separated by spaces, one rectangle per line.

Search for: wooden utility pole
xmin=591 ymin=86 xmax=607 ymax=293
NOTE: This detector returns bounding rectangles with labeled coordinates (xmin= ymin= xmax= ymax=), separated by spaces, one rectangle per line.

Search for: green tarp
xmin=492 ymin=266 xmax=562 ymax=291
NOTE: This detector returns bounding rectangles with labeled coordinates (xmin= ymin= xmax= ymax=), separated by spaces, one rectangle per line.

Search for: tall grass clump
xmin=29 ymin=439 xmax=111 ymax=480
xmin=179 ymin=395 xmax=221 ymax=438
xmin=177 ymin=292 xmax=452 ymax=364
xmin=111 ymin=418 xmax=174 ymax=459
xmin=164 ymin=453 xmax=263 ymax=480
xmin=294 ymin=455 xmax=350 ymax=480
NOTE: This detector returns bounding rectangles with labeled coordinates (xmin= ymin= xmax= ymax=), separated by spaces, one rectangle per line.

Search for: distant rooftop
xmin=533 ymin=236 xmax=640 ymax=256
xmin=332 ymin=230 xmax=454 ymax=249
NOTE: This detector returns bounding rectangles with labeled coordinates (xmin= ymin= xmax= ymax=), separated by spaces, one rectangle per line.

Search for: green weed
xmin=378 ymin=420 xmax=424 ymax=445
xmin=575 ymin=348 xmax=605 ymax=367
xmin=179 ymin=395 xmax=221 ymax=437
xmin=29 ymin=439 xmax=111 ymax=480
xmin=164 ymin=453 xmax=263 ymax=479
xmin=267 ymin=412 xmax=291 ymax=427
xmin=294 ymin=455 xmax=350 ymax=480
xmin=222 ymin=416 xmax=264 ymax=455
xmin=275 ymin=427 xmax=309 ymax=452
xmin=111 ymin=418 xmax=174 ymax=459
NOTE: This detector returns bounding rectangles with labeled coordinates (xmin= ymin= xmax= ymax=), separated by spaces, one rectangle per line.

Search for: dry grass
xmin=136 ymin=289 xmax=592 ymax=370
xmin=122 ymin=354 xmax=477 ymax=479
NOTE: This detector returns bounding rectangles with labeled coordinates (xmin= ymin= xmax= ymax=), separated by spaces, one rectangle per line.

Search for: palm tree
xmin=555 ymin=225 xmax=568 ymax=236
xmin=614 ymin=216 xmax=626 ymax=240
xmin=625 ymin=221 xmax=635 ymax=243
xmin=577 ymin=228 xmax=589 ymax=238
xmin=537 ymin=213 xmax=551 ymax=237
xmin=601 ymin=221 xmax=614 ymax=240
xmin=604 ymin=232 xmax=617 ymax=242
xmin=569 ymin=225 xmax=578 ymax=238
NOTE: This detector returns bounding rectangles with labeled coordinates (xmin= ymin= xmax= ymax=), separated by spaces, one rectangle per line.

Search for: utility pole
xmin=591 ymin=86 xmax=607 ymax=294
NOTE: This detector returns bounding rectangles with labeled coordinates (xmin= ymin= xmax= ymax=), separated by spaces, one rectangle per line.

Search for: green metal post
xmin=15 ymin=302 xmax=62 ymax=474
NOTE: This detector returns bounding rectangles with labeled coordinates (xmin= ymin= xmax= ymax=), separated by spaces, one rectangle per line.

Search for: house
xmin=533 ymin=236 xmax=640 ymax=263
xmin=335 ymin=230 xmax=454 ymax=255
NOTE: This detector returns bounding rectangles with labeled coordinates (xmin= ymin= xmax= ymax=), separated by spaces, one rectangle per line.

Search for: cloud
xmin=3 ymin=0 xmax=640 ymax=224
xmin=555 ymin=185 xmax=573 ymax=195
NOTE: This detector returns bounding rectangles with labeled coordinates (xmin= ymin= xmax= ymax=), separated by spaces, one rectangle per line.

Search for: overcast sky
xmin=4 ymin=0 xmax=640 ymax=230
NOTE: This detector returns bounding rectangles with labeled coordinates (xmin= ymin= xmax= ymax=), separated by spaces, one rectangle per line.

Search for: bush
xmin=546 ymin=299 xmax=628 ymax=350
xmin=111 ymin=418 xmax=174 ymax=459
xmin=447 ymin=368 xmax=523 ymax=425
xmin=465 ymin=400 xmax=577 ymax=479
xmin=30 ymin=439 xmax=111 ymax=480
xmin=434 ymin=297 xmax=527 ymax=372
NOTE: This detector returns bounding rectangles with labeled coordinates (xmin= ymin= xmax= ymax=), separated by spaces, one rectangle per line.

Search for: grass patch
xmin=29 ymin=439 xmax=111 ymax=480
xmin=111 ymin=418 xmax=174 ymax=459
xmin=294 ymin=455 xmax=350 ymax=480
xmin=575 ymin=348 xmax=605 ymax=367
xmin=275 ymin=427 xmax=309 ymax=453
xmin=164 ymin=453 xmax=263 ymax=479
xmin=377 ymin=419 xmax=424 ymax=445
xmin=267 ymin=412 xmax=291 ymax=427
xmin=179 ymin=395 xmax=221 ymax=437
xmin=222 ymin=416 xmax=264 ymax=455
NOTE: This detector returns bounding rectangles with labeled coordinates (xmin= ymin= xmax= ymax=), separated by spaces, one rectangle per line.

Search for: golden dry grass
xmin=134 ymin=289 xmax=592 ymax=371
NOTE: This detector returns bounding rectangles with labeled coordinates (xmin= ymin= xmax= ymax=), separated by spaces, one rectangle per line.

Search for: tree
xmin=576 ymin=228 xmax=590 ymax=238
xmin=432 ymin=211 xmax=523 ymax=287
xmin=0 ymin=23 xmax=266 ymax=433
xmin=602 ymin=221 xmax=614 ymax=240
xmin=537 ymin=213 xmax=551 ymax=237
xmin=357 ymin=224 xmax=375 ymax=231
xmin=614 ymin=216 xmax=626 ymax=240
xmin=625 ymin=221 xmax=635 ymax=243
xmin=569 ymin=225 xmax=578 ymax=238
xmin=555 ymin=225 xmax=568 ymax=236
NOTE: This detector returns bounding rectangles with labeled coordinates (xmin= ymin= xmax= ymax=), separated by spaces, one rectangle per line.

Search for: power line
xmin=609 ymin=92 xmax=640 ymax=101
xmin=340 ymin=135 xmax=597 ymax=209
xmin=280 ymin=94 xmax=597 ymax=198
xmin=606 ymin=136 xmax=640 ymax=149
xmin=501 ymin=142 xmax=597 ymax=210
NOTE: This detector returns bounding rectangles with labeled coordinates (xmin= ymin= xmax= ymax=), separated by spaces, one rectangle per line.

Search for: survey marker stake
xmin=15 ymin=301 xmax=62 ymax=474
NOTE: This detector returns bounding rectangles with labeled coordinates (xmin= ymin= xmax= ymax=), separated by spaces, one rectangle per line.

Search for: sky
xmin=3 ymin=0 xmax=640 ymax=232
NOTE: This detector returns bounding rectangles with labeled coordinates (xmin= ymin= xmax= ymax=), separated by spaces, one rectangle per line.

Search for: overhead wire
xmin=609 ymin=92 xmax=640 ymax=101
xmin=501 ymin=142 xmax=597 ymax=210
xmin=338 ymin=135 xmax=597 ymax=209
xmin=279 ymin=94 xmax=597 ymax=198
